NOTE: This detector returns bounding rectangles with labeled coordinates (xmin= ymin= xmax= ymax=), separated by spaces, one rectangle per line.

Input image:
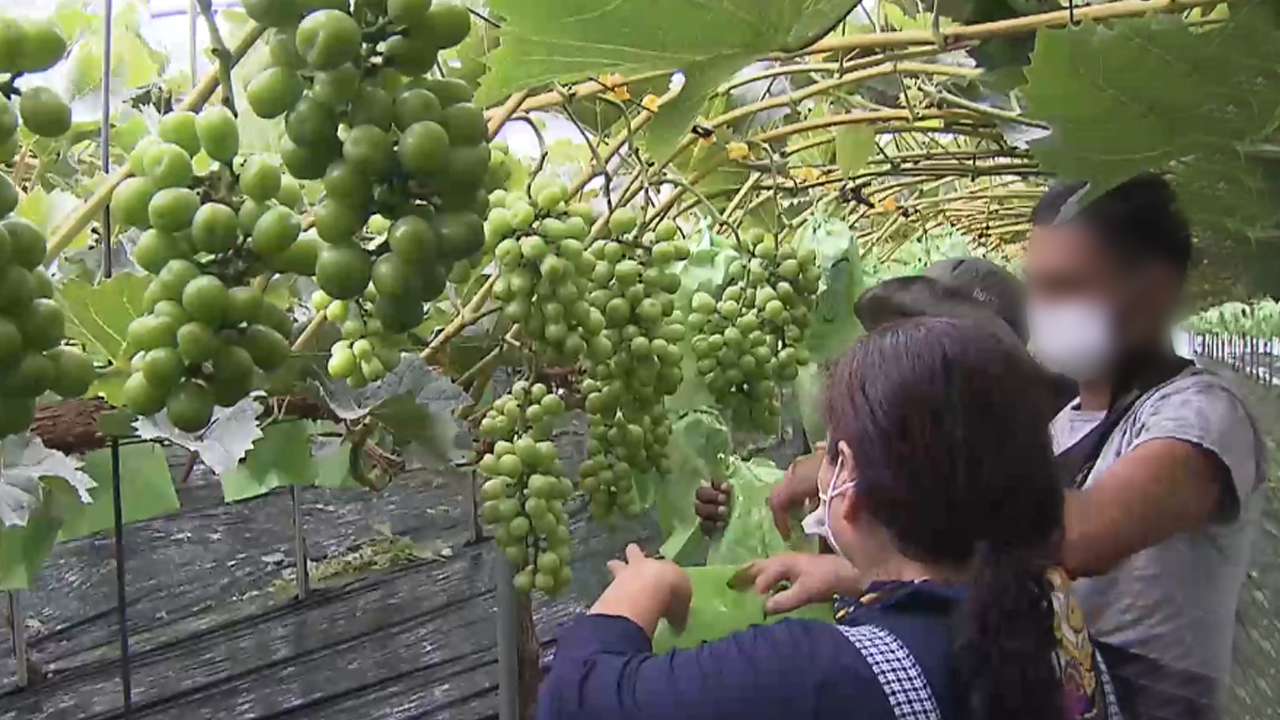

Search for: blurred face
xmin=1023 ymin=223 xmax=1179 ymax=381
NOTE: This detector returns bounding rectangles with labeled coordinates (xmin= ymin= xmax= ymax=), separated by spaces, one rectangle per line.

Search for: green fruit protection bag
xmin=652 ymin=565 xmax=834 ymax=653
xmin=708 ymin=456 xmax=817 ymax=566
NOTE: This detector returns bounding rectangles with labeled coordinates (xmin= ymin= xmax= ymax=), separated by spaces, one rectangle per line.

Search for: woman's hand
xmin=590 ymin=544 xmax=693 ymax=636
xmin=732 ymin=553 xmax=863 ymax=615
xmin=769 ymin=451 xmax=824 ymax=540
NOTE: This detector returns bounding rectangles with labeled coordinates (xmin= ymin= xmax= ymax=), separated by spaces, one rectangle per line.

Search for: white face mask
xmin=801 ymin=456 xmax=856 ymax=557
xmin=1026 ymin=299 xmax=1116 ymax=382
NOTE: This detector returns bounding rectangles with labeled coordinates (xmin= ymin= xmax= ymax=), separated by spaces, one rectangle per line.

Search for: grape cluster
xmin=242 ymin=0 xmax=491 ymax=350
xmin=312 ymin=289 xmax=409 ymax=387
xmin=575 ymin=212 xmax=690 ymax=520
xmin=0 ymin=216 xmax=93 ymax=437
xmin=688 ymin=229 xmax=819 ymax=431
xmin=489 ymin=180 xmax=599 ymax=364
xmin=0 ymin=25 xmax=94 ymax=438
xmin=112 ymin=109 xmax=300 ymax=432
xmin=0 ymin=15 xmax=72 ymax=142
xmin=477 ymin=382 xmax=575 ymax=596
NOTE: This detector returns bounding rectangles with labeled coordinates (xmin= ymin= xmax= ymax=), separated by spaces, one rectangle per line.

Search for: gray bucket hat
xmin=853 ymin=257 xmax=1027 ymax=346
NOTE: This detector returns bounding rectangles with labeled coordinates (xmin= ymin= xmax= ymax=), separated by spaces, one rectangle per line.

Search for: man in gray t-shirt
xmin=1026 ymin=174 xmax=1267 ymax=720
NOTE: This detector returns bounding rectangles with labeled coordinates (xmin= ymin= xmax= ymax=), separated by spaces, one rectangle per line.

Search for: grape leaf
xmin=835 ymin=125 xmax=877 ymax=177
xmin=315 ymin=355 xmax=468 ymax=462
xmin=58 ymin=272 xmax=150 ymax=365
xmin=311 ymin=422 xmax=359 ymax=489
xmin=0 ymin=497 xmax=62 ymax=590
xmin=134 ymin=396 xmax=265 ymax=476
xmin=795 ymin=215 xmax=865 ymax=363
xmin=1022 ymin=2 xmax=1280 ymax=238
xmin=219 ymin=421 xmax=315 ymax=503
xmin=58 ymin=444 xmax=179 ymax=539
xmin=18 ymin=188 xmax=90 ymax=252
xmin=0 ymin=433 xmax=96 ymax=528
xmin=478 ymin=0 xmax=864 ymax=155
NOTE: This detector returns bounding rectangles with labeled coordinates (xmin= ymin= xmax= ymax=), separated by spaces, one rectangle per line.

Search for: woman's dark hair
xmin=824 ymin=317 xmax=1064 ymax=720
xmin=1032 ymin=172 xmax=1193 ymax=276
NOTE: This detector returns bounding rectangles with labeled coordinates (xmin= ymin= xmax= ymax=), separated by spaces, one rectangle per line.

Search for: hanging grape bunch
xmin=0 ymin=19 xmax=94 ymax=438
xmin=477 ymin=381 xmax=575 ymax=596
xmin=575 ymin=211 xmax=690 ymax=521
xmin=488 ymin=178 xmax=600 ymax=364
xmin=241 ymin=0 xmax=491 ymax=379
xmin=312 ymin=288 xmax=411 ymax=387
xmin=111 ymin=106 xmax=304 ymax=433
xmin=0 ymin=14 xmax=74 ymax=144
xmin=688 ymin=228 xmax=820 ymax=431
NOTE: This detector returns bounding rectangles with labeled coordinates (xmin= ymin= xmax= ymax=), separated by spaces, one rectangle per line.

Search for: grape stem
xmin=195 ymin=0 xmax=237 ymax=116
xmin=292 ymin=313 xmax=327 ymax=352
xmin=0 ymin=74 xmax=21 ymax=99
xmin=420 ymin=273 xmax=500 ymax=364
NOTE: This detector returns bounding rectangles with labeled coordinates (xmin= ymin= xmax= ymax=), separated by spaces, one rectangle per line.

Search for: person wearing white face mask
xmin=539 ymin=319 xmax=1121 ymax=720
xmin=1022 ymin=173 xmax=1267 ymax=720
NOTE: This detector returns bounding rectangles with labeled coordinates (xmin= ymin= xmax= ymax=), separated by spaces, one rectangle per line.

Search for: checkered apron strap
xmin=837 ymin=624 xmax=942 ymax=720
xmin=1095 ymin=650 xmax=1124 ymax=720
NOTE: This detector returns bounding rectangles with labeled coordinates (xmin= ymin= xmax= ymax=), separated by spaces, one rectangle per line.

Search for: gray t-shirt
xmin=1049 ymin=367 xmax=1267 ymax=702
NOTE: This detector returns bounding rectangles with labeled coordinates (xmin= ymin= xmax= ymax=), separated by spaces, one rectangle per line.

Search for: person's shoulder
xmin=1139 ymin=366 xmax=1257 ymax=427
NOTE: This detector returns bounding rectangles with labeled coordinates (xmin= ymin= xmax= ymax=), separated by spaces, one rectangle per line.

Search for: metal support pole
xmin=495 ymin=558 xmax=520 ymax=720
xmin=100 ymin=2 xmax=132 ymax=714
xmin=290 ymin=485 xmax=310 ymax=600
xmin=7 ymin=592 xmax=27 ymax=688
xmin=109 ymin=445 xmax=132 ymax=715
xmin=188 ymin=0 xmax=198 ymax=90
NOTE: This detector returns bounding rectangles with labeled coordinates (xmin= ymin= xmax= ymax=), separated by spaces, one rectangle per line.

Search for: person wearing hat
xmin=698 ymin=174 xmax=1267 ymax=720
xmin=693 ymin=255 xmax=1074 ymax=536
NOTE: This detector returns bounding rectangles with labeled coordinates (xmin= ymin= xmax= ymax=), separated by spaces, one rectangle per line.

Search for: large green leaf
xmin=58 ymin=272 xmax=150 ymax=366
xmin=58 ymin=444 xmax=179 ymax=540
xmin=793 ymin=216 xmax=865 ymax=363
xmin=652 ymin=565 xmax=833 ymax=652
xmin=478 ymin=0 xmax=864 ymax=155
xmin=219 ymin=421 xmax=316 ymax=503
xmin=1022 ymin=3 xmax=1280 ymax=239
xmin=0 ymin=499 xmax=62 ymax=590
xmin=835 ymin=126 xmax=876 ymax=177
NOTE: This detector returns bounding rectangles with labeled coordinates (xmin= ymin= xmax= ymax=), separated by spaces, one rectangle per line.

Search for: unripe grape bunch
xmin=241 ymin=0 xmax=493 ymax=367
xmin=112 ymin=107 xmax=303 ymax=433
xmin=0 ymin=14 xmax=74 ymax=143
xmin=575 ymin=211 xmax=690 ymax=521
xmin=688 ymin=228 xmax=820 ymax=431
xmin=312 ymin=288 xmax=411 ymax=388
xmin=477 ymin=382 xmax=575 ymax=596
xmin=488 ymin=179 xmax=601 ymax=365
xmin=0 ymin=19 xmax=96 ymax=438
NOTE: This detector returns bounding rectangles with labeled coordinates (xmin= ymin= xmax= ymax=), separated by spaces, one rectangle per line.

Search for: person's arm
xmin=1061 ymin=380 xmax=1260 ymax=578
xmin=537 ymin=616 xmax=877 ymax=720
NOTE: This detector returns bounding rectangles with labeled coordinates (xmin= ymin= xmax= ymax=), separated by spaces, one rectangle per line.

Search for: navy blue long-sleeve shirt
xmin=538 ymin=581 xmax=963 ymax=720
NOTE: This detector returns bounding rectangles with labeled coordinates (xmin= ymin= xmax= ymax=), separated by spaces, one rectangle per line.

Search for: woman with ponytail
xmin=539 ymin=317 xmax=1120 ymax=720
